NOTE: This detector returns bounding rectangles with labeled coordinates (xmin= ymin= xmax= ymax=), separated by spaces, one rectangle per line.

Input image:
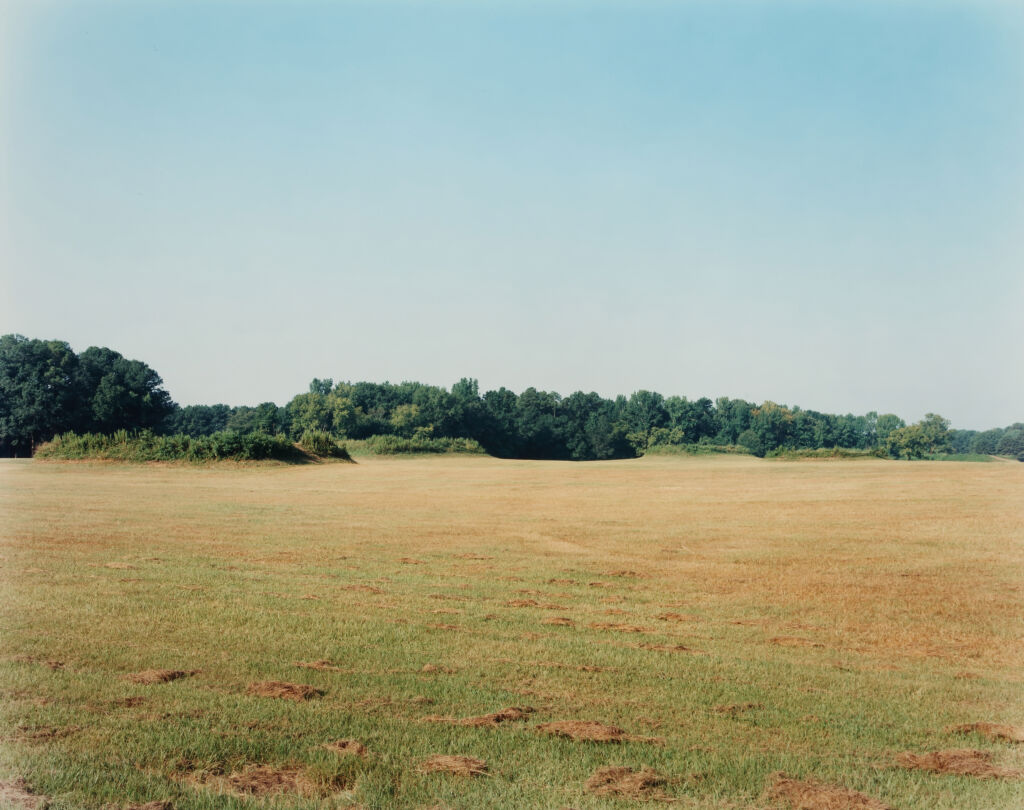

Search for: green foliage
xmin=298 ymin=429 xmax=351 ymax=459
xmin=36 ymin=430 xmax=307 ymax=463
xmin=351 ymin=434 xmax=486 ymax=455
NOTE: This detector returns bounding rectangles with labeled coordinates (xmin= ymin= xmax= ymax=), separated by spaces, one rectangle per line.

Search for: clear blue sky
xmin=2 ymin=1 xmax=1022 ymax=430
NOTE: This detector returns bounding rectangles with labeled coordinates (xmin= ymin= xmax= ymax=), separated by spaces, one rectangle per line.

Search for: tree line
xmin=3 ymin=334 xmax=1022 ymax=460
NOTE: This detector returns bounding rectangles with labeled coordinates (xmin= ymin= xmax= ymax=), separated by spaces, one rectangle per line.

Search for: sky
xmin=2 ymin=1 xmax=1022 ymax=430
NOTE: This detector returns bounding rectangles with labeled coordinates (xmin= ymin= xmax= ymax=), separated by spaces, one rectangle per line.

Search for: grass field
xmin=2 ymin=455 xmax=1023 ymax=809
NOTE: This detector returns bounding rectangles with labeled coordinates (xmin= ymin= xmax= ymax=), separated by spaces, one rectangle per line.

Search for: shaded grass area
xmin=1 ymin=456 xmax=1023 ymax=808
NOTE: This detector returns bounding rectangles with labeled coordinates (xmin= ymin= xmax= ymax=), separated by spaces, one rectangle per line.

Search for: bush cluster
xmin=34 ymin=430 xmax=343 ymax=463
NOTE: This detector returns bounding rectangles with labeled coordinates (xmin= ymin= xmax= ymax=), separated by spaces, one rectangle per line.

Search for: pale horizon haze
xmin=2 ymin=1 xmax=1022 ymax=431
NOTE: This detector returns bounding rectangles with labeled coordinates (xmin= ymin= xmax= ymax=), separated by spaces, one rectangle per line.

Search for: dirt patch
xmin=341 ymin=584 xmax=385 ymax=594
xmin=421 ymin=663 xmax=456 ymax=674
xmin=104 ymin=562 xmax=137 ymax=569
xmin=637 ymin=643 xmax=701 ymax=653
xmin=111 ymin=696 xmax=147 ymax=708
xmin=123 ymin=669 xmax=197 ymax=685
xmin=428 ymin=593 xmax=467 ymax=601
xmin=507 ymin=598 xmax=539 ymax=607
xmin=126 ymin=803 xmax=173 ymax=810
xmin=459 ymin=706 xmax=535 ymax=727
xmin=453 ymin=553 xmax=492 ymax=560
xmin=604 ymin=570 xmax=641 ymax=578
xmin=765 ymin=773 xmax=892 ymax=809
xmin=715 ymin=702 xmax=763 ymax=716
xmin=294 ymin=660 xmax=346 ymax=672
xmin=588 ymin=581 xmax=616 ymax=588
xmin=536 ymin=720 xmax=662 ymax=744
xmin=589 ymin=622 xmax=651 ymax=633
xmin=417 ymin=755 xmax=488 ymax=776
xmin=13 ymin=725 xmax=80 ymax=741
xmin=398 ymin=558 xmax=426 ymax=565
xmin=246 ymin=681 xmax=323 ymax=701
xmin=657 ymin=612 xmax=698 ymax=622
xmin=895 ymin=749 xmax=1023 ymax=778
xmin=584 ymin=766 xmax=669 ymax=801
xmin=0 ymin=780 xmax=49 ymax=810
xmin=946 ymin=722 xmax=1024 ymax=743
xmin=324 ymin=739 xmax=368 ymax=758
xmin=431 ymin=608 xmax=461 ymax=615
xmin=548 ymin=578 xmax=577 ymax=585
xmin=12 ymin=656 xmax=64 ymax=670
xmin=542 ymin=617 xmax=574 ymax=626
xmin=770 ymin=636 xmax=824 ymax=648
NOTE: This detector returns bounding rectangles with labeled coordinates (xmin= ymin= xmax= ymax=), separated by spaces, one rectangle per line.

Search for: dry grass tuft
xmin=765 ymin=773 xmax=893 ymax=809
xmin=536 ymin=720 xmax=662 ymax=744
xmin=584 ymin=766 xmax=670 ymax=801
xmin=945 ymin=722 xmax=1024 ymax=743
xmin=323 ymin=739 xmax=368 ymax=758
xmin=226 ymin=764 xmax=317 ymax=796
xmin=895 ymin=749 xmax=1023 ymax=778
xmin=246 ymin=681 xmax=323 ymax=701
xmin=417 ymin=754 xmax=488 ymax=776
xmin=458 ymin=706 xmax=535 ymax=727
xmin=0 ymin=779 xmax=48 ymax=810
xmin=542 ymin=616 xmax=574 ymax=626
xmin=123 ymin=669 xmax=197 ymax=684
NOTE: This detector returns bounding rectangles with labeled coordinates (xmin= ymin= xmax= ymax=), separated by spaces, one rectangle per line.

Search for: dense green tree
xmin=0 ymin=335 xmax=81 ymax=454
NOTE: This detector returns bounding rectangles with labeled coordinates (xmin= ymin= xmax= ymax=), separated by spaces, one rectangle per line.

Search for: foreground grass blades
xmin=1 ymin=455 xmax=1022 ymax=808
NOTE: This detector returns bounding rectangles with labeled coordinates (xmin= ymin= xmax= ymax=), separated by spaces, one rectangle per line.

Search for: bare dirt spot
xmin=895 ymin=749 xmax=1023 ymax=778
xmin=548 ymin=578 xmax=577 ymax=585
xmin=765 ymin=773 xmax=892 ymax=809
xmin=459 ymin=706 xmax=535 ymax=727
xmin=770 ymin=636 xmax=824 ymax=648
xmin=507 ymin=598 xmax=539 ymax=607
xmin=417 ymin=754 xmax=488 ymax=776
xmin=588 ymin=581 xmax=616 ymax=588
xmin=428 ymin=593 xmax=467 ymax=601
xmin=604 ymin=569 xmax=641 ymax=578
xmin=246 ymin=681 xmax=323 ymax=701
xmin=104 ymin=562 xmax=137 ymax=570
xmin=123 ymin=669 xmax=198 ymax=684
xmin=431 ymin=608 xmax=461 ymax=615
xmin=715 ymin=702 xmax=763 ymax=716
xmin=324 ymin=739 xmax=368 ymax=758
xmin=584 ymin=766 xmax=670 ymax=801
xmin=453 ymin=553 xmax=492 ymax=560
xmin=589 ymin=622 xmax=651 ymax=633
xmin=294 ymin=660 xmax=346 ymax=672
xmin=126 ymin=802 xmax=173 ymax=810
xmin=542 ymin=616 xmax=574 ymax=626
xmin=0 ymin=780 xmax=49 ymax=810
xmin=399 ymin=558 xmax=426 ymax=565
xmin=536 ymin=720 xmax=662 ymax=744
xmin=946 ymin=722 xmax=1024 ymax=743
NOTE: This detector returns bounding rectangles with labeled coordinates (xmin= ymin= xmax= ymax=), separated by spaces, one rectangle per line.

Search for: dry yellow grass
xmin=1 ymin=454 xmax=1023 ymax=809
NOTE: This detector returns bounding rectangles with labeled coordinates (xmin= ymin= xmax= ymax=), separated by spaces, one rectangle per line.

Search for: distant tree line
xmin=3 ymin=334 xmax=1021 ymax=460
